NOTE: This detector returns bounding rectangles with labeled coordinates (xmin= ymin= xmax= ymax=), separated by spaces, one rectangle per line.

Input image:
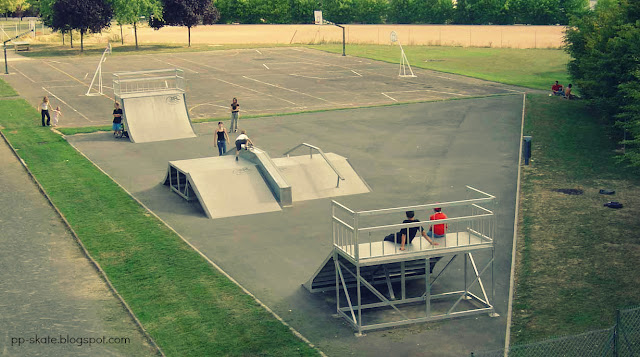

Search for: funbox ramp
xmin=163 ymin=156 xmax=282 ymax=219
xmin=163 ymin=150 xmax=370 ymax=219
xmin=272 ymin=153 xmax=370 ymax=202
xmin=120 ymin=90 xmax=197 ymax=143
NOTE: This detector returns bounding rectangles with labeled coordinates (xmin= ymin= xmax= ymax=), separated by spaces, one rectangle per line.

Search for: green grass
xmin=307 ymin=44 xmax=571 ymax=90
xmin=0 ymin=78 xmax=18 ymax=97
xmin=19 ymin=42 xmax=294 ymax=58
xmin=511 ymin=94 xmax=640 ymax=344
xmin=0 ymin=99 xmax=319 ymax=356
xmin=57 ymin=125 xmax=111 ymax=135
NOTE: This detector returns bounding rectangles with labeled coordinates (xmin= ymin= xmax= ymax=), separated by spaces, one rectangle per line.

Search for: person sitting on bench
xmin=427 ymin=207 xmax=448 ymax=238
xmin=384 ymin=211 xmax=439 ymax=251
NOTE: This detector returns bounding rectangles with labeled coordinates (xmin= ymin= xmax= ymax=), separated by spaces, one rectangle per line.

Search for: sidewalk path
xmin=0 ymin=137 xmax=156 ymax=356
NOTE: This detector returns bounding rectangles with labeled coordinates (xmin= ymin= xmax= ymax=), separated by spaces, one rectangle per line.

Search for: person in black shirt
xmin=230 ymin=98 xmax=240 ymax=133
xmin=385 ymin=211 xmax=439 ymax=251
xmin=112 ymin=102 xmax=123 ymax=137
xmin=215 ymin=121 xmax=230 ymax=156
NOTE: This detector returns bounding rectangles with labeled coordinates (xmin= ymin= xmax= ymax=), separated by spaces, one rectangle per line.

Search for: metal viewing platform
xmin=304 ymin=186 xmax=498 ymax=334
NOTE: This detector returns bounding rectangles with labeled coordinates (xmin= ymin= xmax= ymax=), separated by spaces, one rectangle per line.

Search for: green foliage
xmin=454 ymin=0 xmax=509 ymax=24
xmin=565 ymin=0 xmax=640 ymax=165
xmin=51 ymin=0 xmax=113 ymax=51
xmin=112 ymin=0 xmax=162 ymax=26
xmin=154 ymin=0 xmax=219 ymax=46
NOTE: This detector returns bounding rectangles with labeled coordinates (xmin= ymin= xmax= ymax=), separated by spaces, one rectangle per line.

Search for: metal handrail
xmin=283 ymin=143 xmax=345 ymax=187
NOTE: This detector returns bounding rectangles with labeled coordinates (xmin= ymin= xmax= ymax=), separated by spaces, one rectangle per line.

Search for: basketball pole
xmin=322 ymin=19 xmax=345 ymax=56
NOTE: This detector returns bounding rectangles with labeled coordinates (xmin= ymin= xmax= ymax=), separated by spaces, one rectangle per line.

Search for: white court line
xmin=242 ymin=75 xmax=335 ymax=104
xmin=43 ymin=61 xmax=114 ymax=101
xmin=263 ymin=63 xmax=269 ymax=70
xmin=152 ymin=58 xmax=199 ymax=74
xmin=351 ymin=70 xmax=362 ymax=77
xmin=175 ymin=57 xmax=225 ymax=72
xmin=188 ymin=103 xmax=229 ymax=114
xmin=42 ymin=87 xmax=94 ymax=123
xmin=203 ymin=75 xmax=298 ymax=106
xmin=255 ymin=49 xmax=262 ymax=55
xmin=381 ymin=93 xmax=398 ymax=102
xmin=11 ymin=66 xmax=35 ymax=83
xmin=383 ymin=88 xmax=467 ymax=97
xmin=289 ymin=73 xmax=360 ymax=80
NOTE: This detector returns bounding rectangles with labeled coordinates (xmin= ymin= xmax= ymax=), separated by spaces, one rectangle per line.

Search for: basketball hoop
xmin=390 ymin=31 xmax=416 ymax=78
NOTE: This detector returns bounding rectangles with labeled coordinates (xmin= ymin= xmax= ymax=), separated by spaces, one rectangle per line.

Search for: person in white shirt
xmin=51 ymin=106 xmax=62 ymax=127
xmin=234 ymin=130 xmax=254 ymax=161
xmin=40 ymin=96 xmax=51 ymax=126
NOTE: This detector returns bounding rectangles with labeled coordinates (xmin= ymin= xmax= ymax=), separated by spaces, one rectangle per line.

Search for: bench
xmin=12 ymin=41 xmax=30 ymax=51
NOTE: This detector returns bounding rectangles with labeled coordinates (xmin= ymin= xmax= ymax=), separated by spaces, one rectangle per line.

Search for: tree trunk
xmin=80 ymin=30 xmax=83 ymax=52
xmin=134 ymin=22 xmax=138 ymax=49
xmin=62 ymin=30 xmax=65 ymax=45
xmin=188 ymin=26 xmax=191 ymax=47
xmin=120 ymin=24 xmax=123 ymax=45
xmin=70 ymin=30 xmax=73 ymax=48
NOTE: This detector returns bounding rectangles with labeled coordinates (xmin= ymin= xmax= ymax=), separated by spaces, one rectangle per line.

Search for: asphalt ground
xmin=2 ymin=47 xmax=525 ymax=127
xmin=0 ymin=137 xmax=156 ymax=356
xmin=67 ymin=94 xmax=524 ymax=356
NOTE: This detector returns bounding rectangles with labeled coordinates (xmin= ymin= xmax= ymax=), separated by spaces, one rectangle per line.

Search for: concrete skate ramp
xmin=121 ymin=90 xmax=197 ymax=143
xmin=272 ymin=153 xmax=370 ymax=202
xmin=163 ymin=156 xmax=281 ymax=219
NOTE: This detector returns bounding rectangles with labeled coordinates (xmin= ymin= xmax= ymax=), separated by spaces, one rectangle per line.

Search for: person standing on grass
xmin=215 ymin=121 xmax=230 ymax=156
xmin=234 ymin=130 xmax=253 ymax=161
xmin=112 ymin=102 xmax=123 ymax=137
xmin=40 ymin=96 xmax=51 ymax=126
xmin=230 ymin=98 xmax=240 ymax=133
xmin=51 ymin=106 xmax=62 ymax=127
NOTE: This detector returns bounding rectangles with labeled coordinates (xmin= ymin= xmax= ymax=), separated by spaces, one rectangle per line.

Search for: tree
xmin=0 ymin=0 xmax=29 ymax=19
xmin=454 ymin=0 xmax=509 ymax=24
xmin=52 ymin=0 xmax=112 ymax=51
xmin=112 ymin=0 xmax=162 ymax=48
xmin=565 ymin=0 xmax=640 ymax=165
xmin=414 ymin=0 xmax=453 ymax=23
xmin=153 ymin=0 xmax=219 ymax=47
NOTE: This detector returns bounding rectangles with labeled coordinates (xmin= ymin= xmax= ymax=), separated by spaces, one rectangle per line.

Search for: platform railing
xmin=283 ymin=143 xmax=345 ymax=187
xmin=331 ymin=186 xmax=496 ymax=262
xmin=113 ymin=69 xmax=185 ymax=98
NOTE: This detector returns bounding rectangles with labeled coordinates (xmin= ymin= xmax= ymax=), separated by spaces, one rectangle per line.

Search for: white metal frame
xmin=390 ymin=31 xmax=416 ymax=78
xmin=330 ymin=186 xmax=498 ymax=334
xmin=112 ymin=69 xmax=185 ymax=99
xmin=86 ymin=43 xmax=112 ymax=96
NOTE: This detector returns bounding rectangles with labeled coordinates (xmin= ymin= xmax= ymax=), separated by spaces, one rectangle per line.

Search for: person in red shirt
xmin=427 ymin=207 xmax=448 ymax=238
xmin=551 ymin=81 xmax=564 ymax=96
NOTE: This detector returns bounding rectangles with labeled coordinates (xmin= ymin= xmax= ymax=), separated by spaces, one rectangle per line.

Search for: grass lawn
xmin=307 ymin=44 xmax=570 ymax=90
xmin=511 ymin=94 xmax=640 ymax=344
xmin=0 ymin=99 xmax=319 ymax=356
xmin=0 ymin=78 xmax=18 ymax=97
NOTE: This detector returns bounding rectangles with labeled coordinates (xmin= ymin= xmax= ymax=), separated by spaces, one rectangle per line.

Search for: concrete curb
xmin=503 ymin=92 xmax=528 ymax=355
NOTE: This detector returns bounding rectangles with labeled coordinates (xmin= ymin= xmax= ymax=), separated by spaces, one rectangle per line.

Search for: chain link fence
xmin=472 ymin=306 xmax=640 ymax=357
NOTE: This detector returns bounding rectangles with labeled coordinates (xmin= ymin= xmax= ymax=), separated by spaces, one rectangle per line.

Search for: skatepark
xmin=3 ymin=47 xmax=525 ymax=356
